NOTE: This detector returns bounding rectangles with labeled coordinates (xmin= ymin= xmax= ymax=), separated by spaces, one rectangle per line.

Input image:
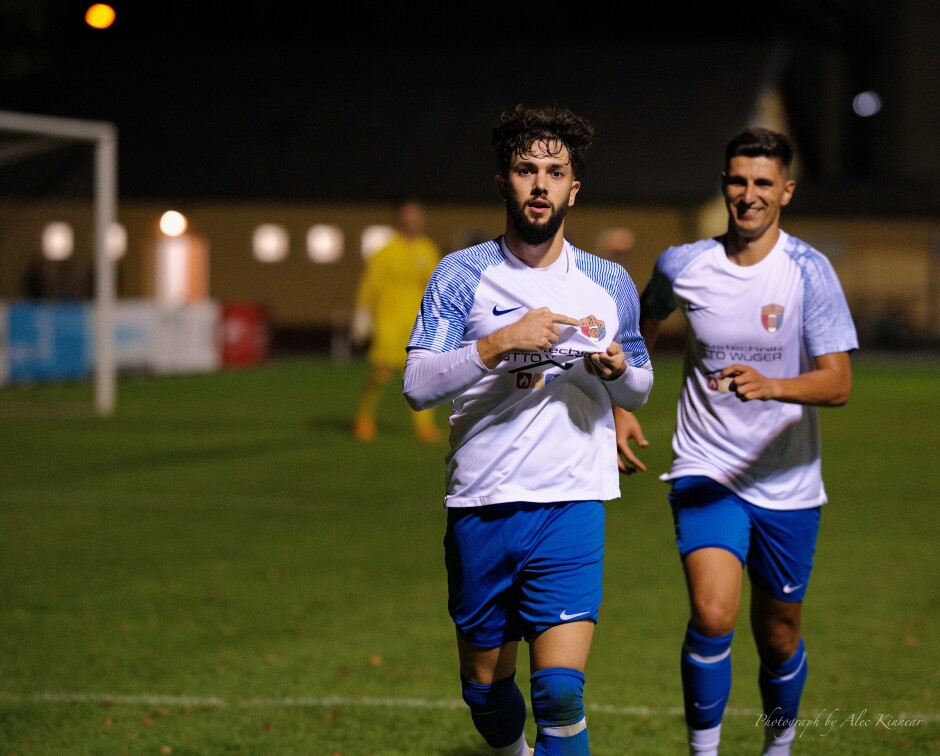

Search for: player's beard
xmin=507 ymin=192 xmax=568 ymax=245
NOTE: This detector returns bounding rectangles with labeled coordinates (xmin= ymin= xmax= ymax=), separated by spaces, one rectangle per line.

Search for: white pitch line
xmin=0 ymin=692 xmax=936 ymax=723
xmin=0 ymin=691 xmax=226 ymax=707
xmin=242 ymin=696 xmax=460 ymax=709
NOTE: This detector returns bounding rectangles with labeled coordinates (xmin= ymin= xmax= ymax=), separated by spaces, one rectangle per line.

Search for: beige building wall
xmin=1 ymin=200 xmax=936 ymax=345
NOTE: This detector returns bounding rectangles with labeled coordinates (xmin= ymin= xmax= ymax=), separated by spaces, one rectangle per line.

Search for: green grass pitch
xmin=0 ymin=353 xmax=937 ymax=754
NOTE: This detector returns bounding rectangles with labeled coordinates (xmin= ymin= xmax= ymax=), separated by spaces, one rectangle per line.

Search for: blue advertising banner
xmin=7 ymin=302 xmax=93 ymax=382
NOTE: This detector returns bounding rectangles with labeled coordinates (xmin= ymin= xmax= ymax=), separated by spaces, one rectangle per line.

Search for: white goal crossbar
xmin=0 ymin=110 xmax=118 ymax=415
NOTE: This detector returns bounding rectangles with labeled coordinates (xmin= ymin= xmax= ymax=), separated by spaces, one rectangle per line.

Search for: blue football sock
xmin=759 ymin=638 xmax=808 ymax=733
xmin=530 ymin=667 xmax=589 ymax=755
xmin=681 ymin=624 xmax=734 ymax=730
xmin=461 ymin=673 xmax=527 ymax=749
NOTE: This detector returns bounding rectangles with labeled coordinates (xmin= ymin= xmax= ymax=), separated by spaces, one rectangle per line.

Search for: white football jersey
xmin=407 ymin=237 xmax=651 ymax=508
xmin=642 ymin=231 xmax=858 ymax=510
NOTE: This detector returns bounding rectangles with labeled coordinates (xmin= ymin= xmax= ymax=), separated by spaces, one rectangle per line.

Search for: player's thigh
xmin=683 ymin=548 xmax=745 ymax=607
xmin=749 ymin=583 xmax=803 ymax=661
xmin=669 ymin=477 xmax=750 ymax=629
xmin=457 ymin=633 xmax=520 ymax=683
xmin=530 ymin=620 xmax=595 ymax=673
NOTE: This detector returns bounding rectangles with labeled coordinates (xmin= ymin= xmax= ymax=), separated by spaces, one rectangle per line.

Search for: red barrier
xmin=220 ymin=302 xmax=269 ymax=366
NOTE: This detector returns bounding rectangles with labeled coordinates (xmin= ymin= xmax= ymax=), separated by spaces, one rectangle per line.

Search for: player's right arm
xmin=403 ymin=346 xmax=486 ymax=411
xmin=476 ymin=307 xmax=580 ymax=368
xmin=403 ymin=308 xmax=580 ymax=410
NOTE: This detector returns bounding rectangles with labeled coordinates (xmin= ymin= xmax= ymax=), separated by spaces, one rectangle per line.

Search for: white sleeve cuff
xmin=603 ymin=360 xmax=654 ymax=410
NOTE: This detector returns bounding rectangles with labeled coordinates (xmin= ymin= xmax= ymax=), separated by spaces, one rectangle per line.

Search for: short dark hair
xmin=492 ymin=104 xmax=595 ymax=179
xmin=725 ymin=127 xmax=794 ymax=171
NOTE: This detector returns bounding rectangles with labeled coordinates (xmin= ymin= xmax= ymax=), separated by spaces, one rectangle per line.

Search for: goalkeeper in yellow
xmin=352 ymin=201 xmax=443 ymax=443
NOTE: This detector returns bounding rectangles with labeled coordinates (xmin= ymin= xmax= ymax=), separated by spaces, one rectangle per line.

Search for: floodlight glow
xmin=107 ymin=222 xmax=127 ymax=260
xmin=307 ymin=224 xmax=344 ymax=263
xmin=852 ymin=90 xmax=882 ymax=117
xmin=253 ymin=224 xmax=289 ymax=262
xmin=42 ymin=222 xmax=74 ymax=261
xmin=361 ymin=224 xmax=395 ymax=260
xmin=160 ymin=210 xmax=188 ymax=237
xmin=85 ymin=4 xmax=116 ymax=29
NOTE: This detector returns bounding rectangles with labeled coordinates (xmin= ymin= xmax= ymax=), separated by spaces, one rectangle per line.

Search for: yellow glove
xmin=351 ymin=308 xmax=372 ymax=346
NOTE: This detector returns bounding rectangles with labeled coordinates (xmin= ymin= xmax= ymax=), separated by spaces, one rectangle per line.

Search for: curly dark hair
xmin=724 ymin=127 xmax=794 ymax=171
xmin=492 ymin=104 xmax=595 ymax=179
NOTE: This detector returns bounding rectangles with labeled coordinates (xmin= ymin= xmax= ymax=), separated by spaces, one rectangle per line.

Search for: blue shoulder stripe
xmin=572 ymin=246 xmax=649 ymax=367
xmin=409 ymin=239 xmax=503 ymax=353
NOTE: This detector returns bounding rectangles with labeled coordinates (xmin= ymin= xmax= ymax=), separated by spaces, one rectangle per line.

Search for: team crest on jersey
xmin=761 ymin=304 xmax=784 ymax=333
xmin=516 ymin=372 xmax=555 ymax=389
xmin=579 ymin=315 xmax=606 ymax=341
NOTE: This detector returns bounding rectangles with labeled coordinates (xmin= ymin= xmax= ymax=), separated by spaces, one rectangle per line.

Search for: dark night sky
xmin=2 ymin=1 xmax=936 ymax=212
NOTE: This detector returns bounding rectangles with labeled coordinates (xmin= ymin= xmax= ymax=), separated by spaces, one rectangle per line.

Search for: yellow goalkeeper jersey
xmin=355 ymin=233 xmax=441 ymax=368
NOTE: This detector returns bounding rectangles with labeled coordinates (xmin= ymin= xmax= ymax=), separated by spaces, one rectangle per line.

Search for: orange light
xmin=85 ymin=4 xmax=116 ymax=30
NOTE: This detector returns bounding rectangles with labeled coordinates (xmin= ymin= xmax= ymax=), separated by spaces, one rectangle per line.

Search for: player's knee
xmin=461 ymin=673 xmax=527 ymax=748
xmin=530 ymin=667 xmax=586 ymax=732
xmin=690 ymin=600 xmax=737 ymax=636
xmin=755 ymin=614 xmax=802 ymax=662
xmin=758 ymin=629 xmax=803 ymax=668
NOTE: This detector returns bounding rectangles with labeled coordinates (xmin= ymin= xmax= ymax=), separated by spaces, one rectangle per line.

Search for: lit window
xmin=253 ymin=224 xmax=289 ymax=263
xmin=42 ymin=222 xmax=74 ymax=260
xmin=154 ymin=235 xmax=208 ymax=305
xmin=307 ymin=224 xmax=343 ymax=263
xmin=361 ymin=224 xmax=395 ymax=260
xmin=154 ymin=236 xmax=189 ymax=305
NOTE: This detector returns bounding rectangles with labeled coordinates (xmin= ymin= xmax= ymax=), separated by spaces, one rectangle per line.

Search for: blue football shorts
xmin=668 ymin=476 xmax=822 ymax=602
xmin=444 ymin=500 xmax=605 ymax=648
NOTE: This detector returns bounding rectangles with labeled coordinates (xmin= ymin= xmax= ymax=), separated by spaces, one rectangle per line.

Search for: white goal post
xmin=0 ymin=110 xmax=118 ymax=415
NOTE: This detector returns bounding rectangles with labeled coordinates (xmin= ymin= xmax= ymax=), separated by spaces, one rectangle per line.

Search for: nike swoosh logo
xmin=493 ymin=305 xmax=523 ymax=316
xmin=560 ymin=610 xmax=590 ymax=621
xmin=687 ymin=305 xmax=707 ymax=312
xmin=782 ymin=583 xmax=802 ymax=594
xmin=693 ymin=699 xmax=724 ymax=711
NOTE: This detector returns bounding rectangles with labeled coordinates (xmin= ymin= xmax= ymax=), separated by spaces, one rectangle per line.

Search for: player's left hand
xmin=613 ymin=407 xmax=648 ymax=475
xmin=720 ymin=364 xmax=779 ymax=402
xmin=583 ymin=342 xmax=627 ymax=381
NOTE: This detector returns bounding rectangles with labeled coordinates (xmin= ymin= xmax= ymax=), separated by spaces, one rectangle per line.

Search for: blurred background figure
xmin=596 ymin=226 xmax=636 ymax=262
xmin=351 ymin=200 xmax=443 ymax=443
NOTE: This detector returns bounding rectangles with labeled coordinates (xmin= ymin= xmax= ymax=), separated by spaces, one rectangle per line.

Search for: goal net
xmin=0 ymin=110 xmax=117 ymax=414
